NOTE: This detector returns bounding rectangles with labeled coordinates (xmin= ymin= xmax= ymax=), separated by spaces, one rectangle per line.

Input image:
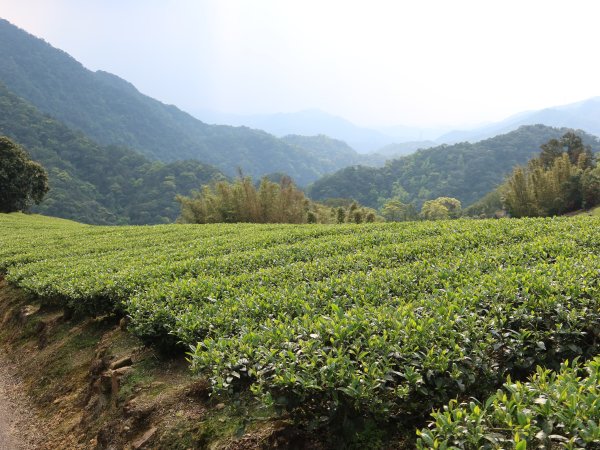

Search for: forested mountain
xmin=0 ymin=82 xmax=224 ymax=224
xmin=0 ymin=19 xmax=363 ymax=185
xmin=280 ymin=134 xmax=387 ymax=169
xmin=308 ymin=125 xmax=600 ymax=208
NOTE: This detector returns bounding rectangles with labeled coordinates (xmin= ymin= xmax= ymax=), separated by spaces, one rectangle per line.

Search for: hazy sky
xmin=1 ymin=0 xmax=599 ymax=128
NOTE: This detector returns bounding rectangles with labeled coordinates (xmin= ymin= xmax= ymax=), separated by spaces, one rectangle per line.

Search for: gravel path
xmin=0 ymin=352 xmax=39 ymax=450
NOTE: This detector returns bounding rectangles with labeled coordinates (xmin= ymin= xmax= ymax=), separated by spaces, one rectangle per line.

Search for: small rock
xmin=113 ymin=366 xmax=133 ymax=377
xmin=132 ymin=426 xmax=157 ymax=449
xmin=110 ymin=356 xmax=133 ymax=370
xmin=215 ymin=403 xmax=226 ymax=410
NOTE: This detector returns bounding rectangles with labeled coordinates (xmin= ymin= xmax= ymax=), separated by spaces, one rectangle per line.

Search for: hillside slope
xmin=308 ymin=125 xmax=600 ymax=208
xmin=0 ymin=19 xmax=358 ymax=185
xmin=0 ymin=83 xmax=224 ymax=224
xmin=280 ymin=134 xmax=388 ymax=169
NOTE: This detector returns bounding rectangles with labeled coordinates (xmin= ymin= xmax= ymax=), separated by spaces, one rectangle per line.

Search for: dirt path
xmin=0 ymin=351 xmax=39 ymax=450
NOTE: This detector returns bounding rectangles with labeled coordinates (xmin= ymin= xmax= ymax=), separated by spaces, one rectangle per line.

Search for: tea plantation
xmin=1 ymin=213 xmax=599 ymax=447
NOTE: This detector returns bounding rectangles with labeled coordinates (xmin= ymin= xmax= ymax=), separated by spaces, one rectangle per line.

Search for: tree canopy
xmin=420 ymin=197 xmax=462 ymax=220
xmin=177 ymin=176 xmax=380 ymax=224
xmin=501 ymin=132 xmax=599 ymax=217
xmin=0 ymin=136 xmax=49 ymax=212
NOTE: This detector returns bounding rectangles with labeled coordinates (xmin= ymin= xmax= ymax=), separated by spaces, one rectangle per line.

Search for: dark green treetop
xmin=0 ymin=136 xmax=49 ymax=212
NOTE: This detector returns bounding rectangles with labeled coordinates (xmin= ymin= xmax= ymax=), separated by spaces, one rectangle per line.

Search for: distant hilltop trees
xmin=501 ymin=131 xmax=599 ymax=217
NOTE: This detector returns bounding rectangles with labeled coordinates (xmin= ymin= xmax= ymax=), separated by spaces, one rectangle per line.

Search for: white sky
xmin=1 ymin=0 xmax=599 ymax=128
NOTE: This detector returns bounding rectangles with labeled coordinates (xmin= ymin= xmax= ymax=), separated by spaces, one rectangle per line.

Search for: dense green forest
xmin=0 ymin=82 xmax=224 ymax=224
xmin=280 ymin=134 xmax=387 ymax=168
xmin=308 ymin=125 xmax=600 ymax=208
xmin=0 ymin=19 xmax=373 ymax=186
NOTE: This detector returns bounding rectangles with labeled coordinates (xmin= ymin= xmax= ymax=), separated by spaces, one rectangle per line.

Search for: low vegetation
xmin=1 ymin=213 xmax=599 ymax=446
xmin=418 ymin=357 xmax=600 ymax=448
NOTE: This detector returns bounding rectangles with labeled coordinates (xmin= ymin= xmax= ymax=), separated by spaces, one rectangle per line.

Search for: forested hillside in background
xmin=0 ymin=19 xmax=371 ymax=185
xmin=280 ymin=134 xmax=387 ymax=169
xmin=0 ymin=82 xmax=224 ymax=224
xmin=308 ymin=125 xmax=600 ymax=208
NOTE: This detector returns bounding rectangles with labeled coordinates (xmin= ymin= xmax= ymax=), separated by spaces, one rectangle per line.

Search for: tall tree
xmin=0 ymin=136 xmax=49 ymax=212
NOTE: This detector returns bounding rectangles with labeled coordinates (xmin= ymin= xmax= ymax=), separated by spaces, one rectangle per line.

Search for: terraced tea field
xmin=1 ymin=213 xmax=599 ymax=447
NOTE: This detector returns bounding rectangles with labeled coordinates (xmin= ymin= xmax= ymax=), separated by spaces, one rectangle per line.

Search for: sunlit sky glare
xmin=1 ymin=0 xmax=599 ymax=128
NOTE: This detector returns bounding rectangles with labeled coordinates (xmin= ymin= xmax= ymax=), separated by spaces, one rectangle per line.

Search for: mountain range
xmin=195 ymin=99 xmax=600 ymax=155
xmin=438 ymin=97 xmax=600 ymax=144
xmin=2 ymin=16 xmax=600 ymax=226
xmin=194 ymin=108 xmax=444 ymax=153
xmin=308 ymin=125 xmax=600 ymax=209
xmin=0 ymin=18 xmax=375 ymax=186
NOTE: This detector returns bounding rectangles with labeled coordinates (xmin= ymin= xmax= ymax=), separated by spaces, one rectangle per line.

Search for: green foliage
xmin=420 ymin=197 xmax=461 ymax=220
xmin=501 ymin=132 xmax=598 ymax=217
xmin=178 ymin=177 xmax=379 ymax=224
xmin=0 ymin=82 xmax=224 ymax=224
xmin=463 ymin=190 xmax=503 ymax=218
xmin=177 ymin=176 xmax=309 ymax=224
xmin=417 ymin=357 xmax=600 ymax=449
xmin=381 ymin=199 xmax=417 ymax=222
xmin=537 ymin=131 xmax=594 ymax=169
xmin=308 ymin=126 xmax=600 ymax=209
xmin=1 ymin=214 xmax=600 ymax=431
xmin=0 ymin=136 xmax=48 ymax=212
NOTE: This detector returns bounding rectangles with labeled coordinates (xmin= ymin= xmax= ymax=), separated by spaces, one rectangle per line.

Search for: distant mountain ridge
xmin=196 ymin=109 xmax=399 ymax=153
xmin=438 ymin=97 xmax=600 ymax=144
xmin=308 ymin=125 xmax=600 ymax=209
xmin=0 ymin=18 xmax=372 ymax=185
xmin=195 ymin=98 xmax=600 ymax=157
